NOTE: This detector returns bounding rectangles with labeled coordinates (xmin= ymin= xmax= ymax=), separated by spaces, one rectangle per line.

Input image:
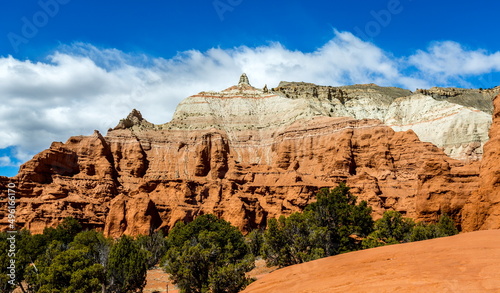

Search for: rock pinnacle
xmin=238 ymin=73 xmax=250 ymax=86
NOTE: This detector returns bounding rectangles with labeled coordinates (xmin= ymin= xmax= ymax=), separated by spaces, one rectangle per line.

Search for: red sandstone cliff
xmin=462 ymin=94 xmax=500 ymax=231
xmin=0 ymin=77 xmax=495 ymax=237
xmin=0 ymin=118 xmax=480 ymax=236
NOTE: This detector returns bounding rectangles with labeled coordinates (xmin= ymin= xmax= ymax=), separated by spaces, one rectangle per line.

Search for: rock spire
xmin=238 ymin=73 xmax=250 ymax=86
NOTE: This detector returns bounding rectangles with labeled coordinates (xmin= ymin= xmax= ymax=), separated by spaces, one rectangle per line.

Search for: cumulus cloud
xmin=408 ymin=41 xmax=500 ymax=85
xmin=0 ymin=30 xmax=499 ymax=174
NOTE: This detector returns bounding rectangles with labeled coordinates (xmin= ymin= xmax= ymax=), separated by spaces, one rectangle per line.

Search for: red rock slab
xmin=242 ymin=230 xmax=500 ymax=293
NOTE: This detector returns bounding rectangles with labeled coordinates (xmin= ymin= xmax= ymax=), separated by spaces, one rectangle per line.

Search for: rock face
xmin=0 ymin=75 xmax=496 ymax=236
xmin=274 ymin=82 xmax=497 ymax=161
xmin=241 ymin=230 xmax=500 ymax=293
xmin=386 ymin=94 xmax=491 ymax=161
xmin=416 ymin=87 xmax=498 ymax=113
xmin=461 ymin=94 xmax=500 ymax=231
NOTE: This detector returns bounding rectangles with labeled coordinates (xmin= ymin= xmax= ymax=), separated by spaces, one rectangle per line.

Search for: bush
xmin=409 ymin=214 xmax=458 ymax=242
xmin=306 ymin=183 xmax=374 ymax=254
xmin=362 ymin=210 xmax=415 ymax=248
xmin=245 ymin=229 xmax=264 ymax=257
xmin=437 ymin=214 xmax=459 ymax=236
xmin=262 ymin=183 xmax=374 ymax=267
xmin=42 ymin=217 xmax=83 ymax=246
xmin=363 ymin=211 xmax=459 ymax=249
xmin=107 ymin=235 xmax=148 ymax=293
xmin=71 ymin=230 xmax=112 ymax=270
xmin=262 ymin=212 xmax=327 ymax=267
xmin=136 ymin=231 xmax=168 ymax=269
xmin=162 ymin=214 xmax=254 ymax=293
xmin=32 ymin=247 xmax=104 ymax=293
xmin=0 ymin=230 xmax=36 ymax=292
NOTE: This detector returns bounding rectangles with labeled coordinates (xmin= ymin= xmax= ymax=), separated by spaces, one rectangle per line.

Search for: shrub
xmin=162 ymin=214 xmax=254 ymax=293
xmin=263 ymin=183 xmax=374 ymax=267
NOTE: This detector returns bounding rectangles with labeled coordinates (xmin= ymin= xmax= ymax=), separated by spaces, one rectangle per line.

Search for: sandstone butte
xmin=241 ymin=230 xmax=500 ymax=293
xmin=0 ymin=74 xmax=499 ymax=237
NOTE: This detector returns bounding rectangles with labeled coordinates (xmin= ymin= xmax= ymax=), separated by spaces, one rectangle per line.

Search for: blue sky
xmin=0 ymin=0 xmax=499 ymax=177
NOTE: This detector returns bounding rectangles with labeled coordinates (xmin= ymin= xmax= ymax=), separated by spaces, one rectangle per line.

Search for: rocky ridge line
xmin=273 ymin=82 xmax=497 ymax=161
xmin=0 ymin=75 xmax=497 ymax=236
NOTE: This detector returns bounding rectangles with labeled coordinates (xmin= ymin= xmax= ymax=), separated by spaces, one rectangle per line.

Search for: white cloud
xmin=0 ymin=156 xmax=15 ymax=167
xmin=0 ymin=30 xmax=499 ymax=171
xmin=408 ymin=41 xmax=500 ymax=84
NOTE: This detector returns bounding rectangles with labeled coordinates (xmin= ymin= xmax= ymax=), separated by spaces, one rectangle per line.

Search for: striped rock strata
xmin=274 ymin=82 xmax=498 ymax=161
xmin=0 ymin=75 xmax=494 ymax=236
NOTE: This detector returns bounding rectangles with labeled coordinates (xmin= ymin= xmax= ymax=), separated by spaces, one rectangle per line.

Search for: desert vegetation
xmin=0 ymin=217 xmax=152 ymax=293
xmin=253 ymin=184 xmax=457 ymax=268
xmin=1 ymin=184 xmax=458 ymax=293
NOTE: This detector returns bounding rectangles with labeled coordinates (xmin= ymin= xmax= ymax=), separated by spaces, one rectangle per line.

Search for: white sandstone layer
xmin=165 ymin=75 xmax=495 ymax=161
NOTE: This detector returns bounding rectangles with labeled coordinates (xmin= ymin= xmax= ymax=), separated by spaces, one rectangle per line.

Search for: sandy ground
xmin=144 ymin=267 xmax=180 ymax=293
xmin=241 ymin=230 xmax=500 ymax=293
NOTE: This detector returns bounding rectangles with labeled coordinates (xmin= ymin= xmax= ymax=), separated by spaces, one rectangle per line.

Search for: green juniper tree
xmin=305 ymin=183 xmax=374 ymax=254
xmin=363 ymin=211 xmax=459 ymax=248
xmin=409 ymin=214 xmax=458 ymax=242
xmin=362 ymin=210 xmax=415 ymax=248
xmin=30 ymin=246 xmax=104 ymax=293
xmin=136 ymin=231 xmax=168 ymax=269
xmin=162 ymin=214 xmax=254 ymax=293
xmin=106 ymin=235 xmax=148 ymax=293
xmin=262 ymin=212 xmax=327 ymax=267
xmin=262 ymin=183 xmax=374 ymax=267
xmin=245 ymin=229 xmax=265 ymax=257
